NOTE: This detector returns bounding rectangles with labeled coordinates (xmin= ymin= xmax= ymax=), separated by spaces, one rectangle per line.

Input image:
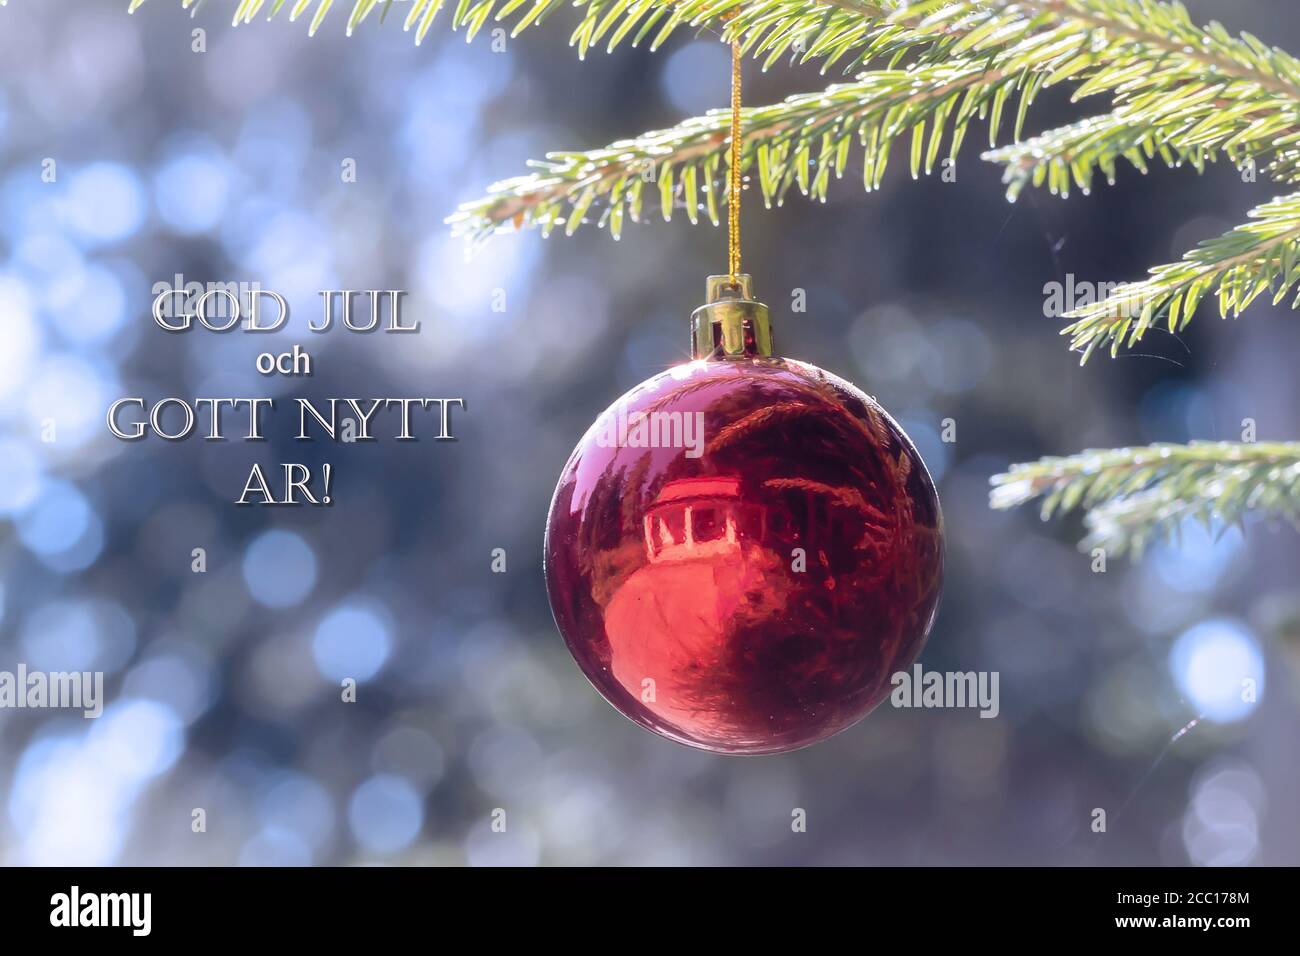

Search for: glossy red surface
xmin=545 ymin=357 xmax=943 ymax=754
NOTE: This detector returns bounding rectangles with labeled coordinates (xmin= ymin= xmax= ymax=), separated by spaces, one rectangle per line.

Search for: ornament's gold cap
xmin=691 ymin=275 xmax=774 ymax=360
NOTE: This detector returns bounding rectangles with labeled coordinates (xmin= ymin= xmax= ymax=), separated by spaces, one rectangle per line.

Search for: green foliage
xmin=1060 ymin=194 xmax=1300 ymax=361
xmin=986 ymin=101 xmax=1300 ymax=204
xmin=120 ymin=0 xmax=897 ymax=48
xmin=990 ymin=441 xmax=1300 ymax=555
xmin=448 ymin=62 xmax=1042 ymax=243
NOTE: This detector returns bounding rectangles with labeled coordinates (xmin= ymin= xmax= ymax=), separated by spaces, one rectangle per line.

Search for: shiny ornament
xmin=545 ymin=276 xmax=943 ymax=754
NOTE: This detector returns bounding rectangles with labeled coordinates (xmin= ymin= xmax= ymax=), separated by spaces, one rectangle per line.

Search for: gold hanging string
xmin=726 ymin=10 xmax=743 ymax=284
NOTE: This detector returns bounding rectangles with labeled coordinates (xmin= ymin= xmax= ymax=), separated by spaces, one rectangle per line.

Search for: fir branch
xmin=990 ymin=440 xmax=1300 ymax=555
xmin=115 ymin=0 xmax=1300 ymax=115
xmin=117 ymin=0 xmax=957 ymax=65
xmin=913 ymin=0 xmax=1300 ymax=103
xmin=112 ymin=0 xmax=994 ymax=72
xmin=985 ymin=96 xmax=1300 ymax=202
xmin=123 ymin=1 xmax=1300 ymax=213
xmin=120 ymin=0 xmax=902 ymax=51
xmin=451 ymin=0 xmax=1300 ymax=241
xmin=930 ymin=0 xmax=1300 ymax=189
xmin=1060 ymin=193 xmax=1300 ymax=362
xmin=447 ymin=58 xmax=1029 ymax=242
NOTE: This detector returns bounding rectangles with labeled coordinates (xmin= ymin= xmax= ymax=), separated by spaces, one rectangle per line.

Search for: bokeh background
xmin=1 ymin=0 xmax=1298 ymax=866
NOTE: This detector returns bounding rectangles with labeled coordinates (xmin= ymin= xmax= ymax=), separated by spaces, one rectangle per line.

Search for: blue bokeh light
xmin=242 ymin=529 xmax=318 ymax=608
xmin=25 ymin=353 xmax=119 ymax=449
xmin=347 ymin=774 xmax=423 ymax=855
xmin=0 ymin=275 xmax=42 ymax=402
xmin=1150 ymin=521 xmax=1243 ymax=595
xmin=20 ymin=600 xmax=100 ymax=672
xmin=260 ymin=772 xmax=336 ymax=855
xmin=14 ymin=231 xmax=84 ymax=305
xmin=1168 ymin=618 xmax=1265 ymax=724
xmin=312 ymin=602 xmax=393 ymax=683
xmin=0 ymin=438 xmax=43 ymax=515
xmin=62 ymin=162 xmax=146 ymax=246
xmin=17 ymin=480 xmax=104 ymax=572
xmin=154 ymin=150 xmax=232 ymax=235
xmin=240 ymin=827 xmax=312 ymax=867
xmin=660 ymin=41 xmax=728 ymax=116
xmin=89 ymin=699 xmax=185 ymax=780
xmin=49 ymin=262 xmax=128 ymax=345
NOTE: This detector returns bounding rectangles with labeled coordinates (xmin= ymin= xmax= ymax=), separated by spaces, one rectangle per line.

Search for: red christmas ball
xmin=545 ymin=278 xmax=943 ymax=754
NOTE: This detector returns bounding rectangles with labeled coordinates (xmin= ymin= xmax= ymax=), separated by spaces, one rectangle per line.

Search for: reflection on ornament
xmin=545 ymin=277 xmax=943 ymax=754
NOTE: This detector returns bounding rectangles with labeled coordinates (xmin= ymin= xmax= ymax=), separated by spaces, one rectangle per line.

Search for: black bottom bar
xmin=0 ymin=865 xmax=1282 ymax=941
